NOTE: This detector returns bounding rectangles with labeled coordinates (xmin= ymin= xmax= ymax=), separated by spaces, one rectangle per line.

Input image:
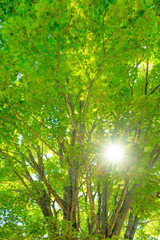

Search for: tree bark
xmin=97 ymin=181 xmax=101 ymax=226
xmin=111 ymin=190 xmax=133 ymax=238
xmin=37 ymin=190 xmax=53 ymax=217
xmin=129 ymin=215 xmax=140 ymax=240
xmin=108 ymin=178 xmax=130 ymax=237
xmin=63 ymin=128 xmax=78 ymax=230
xmin=145 ymin=59 xmax=149 ymax=95
xmin=36 ymin=190 xmax=59 ymax=239
xmin=101 ymin=183 xmax=108 ymax=238
xmin=124 ymin=211 xmax=133 ymax=239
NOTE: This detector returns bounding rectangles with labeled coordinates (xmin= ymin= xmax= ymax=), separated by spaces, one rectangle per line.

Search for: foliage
xmin=0 ymin=0 xmax=160 ymax=239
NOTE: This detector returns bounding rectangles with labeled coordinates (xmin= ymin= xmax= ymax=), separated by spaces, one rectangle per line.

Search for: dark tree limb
xmin=101 ymin=182 xmax=108 ymax=238
xmin=124 ymin=211 xmax=133 ymax=239
xmin=145 ymin=59 xmax=149 ymax=95
xmin=149 ymin=84 xmax=160 ymax=96
xmin=129 ymin=215 xmax=140 ymax=240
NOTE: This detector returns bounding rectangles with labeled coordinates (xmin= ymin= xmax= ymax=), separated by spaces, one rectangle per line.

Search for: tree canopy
xmin=0 ymin=0 xmax=160 ymax=239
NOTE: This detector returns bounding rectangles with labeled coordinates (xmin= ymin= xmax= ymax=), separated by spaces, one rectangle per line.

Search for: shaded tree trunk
xmin=108 ymin=178 xmax=130 ymax=237
xmin=111 ymin=191 xmax=133 ymax=237
xmin=129 ymin=215 xmax=140 ymax=240
xmin=63 ymin=128 xmax=78 ymax=230
xmin=37 ymin=190 xmax=59 ymax=239
xmin=124 ymin=211 xmax=133 ymax=239
xmin=97 ymin=181 xmax=101 ymax=226
xmin=110 ymin=183 xmax=140 ymax=238
xmin=101 ymin=183 xmax=108 ymax=238
xmin=37 ymin=190 xmax=53 ymax=217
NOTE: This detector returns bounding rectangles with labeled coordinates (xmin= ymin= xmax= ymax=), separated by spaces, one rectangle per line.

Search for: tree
xmin=0 ymin=0 xmax=160 ymax=239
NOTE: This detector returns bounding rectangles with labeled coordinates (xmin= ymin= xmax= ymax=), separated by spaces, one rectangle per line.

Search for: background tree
xmin=0 ymin=0 xmax=160 ymax=239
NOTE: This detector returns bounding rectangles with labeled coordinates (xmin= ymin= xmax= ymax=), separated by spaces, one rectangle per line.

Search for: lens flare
xmin=105 ymin=144 xmax=124 ymax=163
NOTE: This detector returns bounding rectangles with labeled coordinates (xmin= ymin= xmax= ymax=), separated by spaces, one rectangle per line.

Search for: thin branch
xmin=57 ymin=81 xmax=84 ymax=145
xmin=139 ymin=218 xmax=160 ymax=225
xmin=5 ymin=98 xmax=67 ymax=160
xmin=13 ymin=169 xmax=30 ymax=190
xmin=34 ymin=118 xmax=63 ymax=144
xmin=145 ymin=59 xmax=149 ymax=95
xmin=149 ymin=84 xmax=160 ymax=96
xmin=0 ymin=218 xmax=25 ymax=239
xmin=62 ymin=14 xmax=72 ymax=38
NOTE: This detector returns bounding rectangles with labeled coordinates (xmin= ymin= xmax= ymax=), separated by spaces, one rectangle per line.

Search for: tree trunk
xmin=63 ymin=128 xmax=78 ymax=230
xmin=124 ymin=211 xmax=133 ymax=239
xmin=110 ymin=183 xmax=140 ymax=238
xmin=97 ymin=181 xmax=101 ymax=226
xmin=111 ymin=191 xmax=133 ymax=237
xmin=101 ymin=183 xmax=108 ymax=238
xmin=37 ymin=190 xmax=59 ymax=239
xmin=108 ymin=178 xmax=130 ymax=237
xmin=37 ymin=190 xmax=53 ymax=217
xmin=129 ymin=215 xmax=140 ymax=240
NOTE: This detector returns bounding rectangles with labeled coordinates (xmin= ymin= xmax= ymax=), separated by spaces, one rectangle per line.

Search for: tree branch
xmin=149 ymin=84 xmax=160 ymax=96
xmin=145 ymin=59 xmax=149 ymax=95
xmin=108 ymin=177 xmax=130 ymax=236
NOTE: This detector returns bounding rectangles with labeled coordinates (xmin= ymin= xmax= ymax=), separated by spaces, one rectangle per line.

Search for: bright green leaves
xmin=0 ymin=0 xmax=160 ymax=239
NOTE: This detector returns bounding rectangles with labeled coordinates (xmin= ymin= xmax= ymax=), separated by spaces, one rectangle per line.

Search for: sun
xmin=104 ymin=144 xmax=124 ymax=163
